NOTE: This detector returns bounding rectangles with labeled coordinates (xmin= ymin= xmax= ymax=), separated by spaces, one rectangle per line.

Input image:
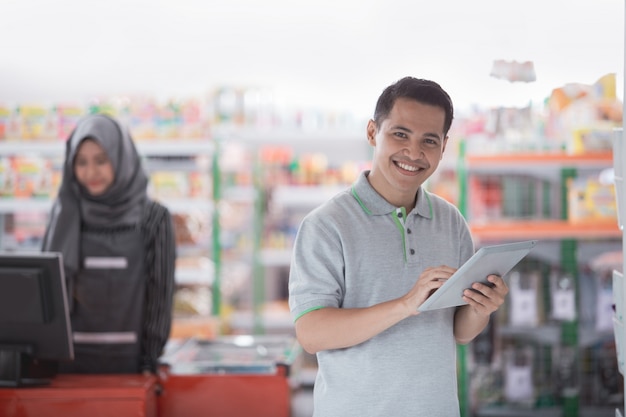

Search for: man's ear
xmin=441 ymin=136 xmax=449 ymax=159
xmin=366 ymin=120 xmax=377 ymax=146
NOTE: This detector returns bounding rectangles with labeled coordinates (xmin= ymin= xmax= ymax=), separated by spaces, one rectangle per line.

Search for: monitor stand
xmin=0 ymin=344 xmax=57 ymax=387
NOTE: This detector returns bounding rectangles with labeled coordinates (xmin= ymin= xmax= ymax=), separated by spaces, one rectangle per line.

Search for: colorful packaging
xmin=156 ymin=100 xmax=182 ymax=139
xmin=11 ymin=156 xmax=47 ymax=197
xmin=0 ymin=107 xmax=11 ymax=140
xmin=567 ymin=176 xmax=617 ymax=222
xmin=55 ymin=105 xmax=85 ymax=141
xmin=0 ymin=157 xmax=15 ymax=196
xmin=16 ymin=106 xmax=56 ymax=140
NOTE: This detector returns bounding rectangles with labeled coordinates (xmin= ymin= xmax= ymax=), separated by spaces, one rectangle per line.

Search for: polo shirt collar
xmin=351 ymin=170 xmax=433 ymax=219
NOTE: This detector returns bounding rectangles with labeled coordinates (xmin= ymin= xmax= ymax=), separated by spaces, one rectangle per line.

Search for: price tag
xmin=552 ymin=288 xmax=576 ymax=321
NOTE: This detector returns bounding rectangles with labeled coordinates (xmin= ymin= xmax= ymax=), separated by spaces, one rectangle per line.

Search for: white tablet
xmin=418 ymin=240 xmax=538 ymax=312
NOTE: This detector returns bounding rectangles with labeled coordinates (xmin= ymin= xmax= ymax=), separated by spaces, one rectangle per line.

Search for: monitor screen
xmin=0 ymin=251 xmax=74 ymax=387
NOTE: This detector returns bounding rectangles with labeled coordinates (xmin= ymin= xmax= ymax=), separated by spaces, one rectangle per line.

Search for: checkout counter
xmin=0 ymin=335 xmax=301 ymax=417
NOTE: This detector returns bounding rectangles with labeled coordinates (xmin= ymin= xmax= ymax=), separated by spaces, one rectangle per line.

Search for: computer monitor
xmin=0 ymin=251 xmax=74 ymax=387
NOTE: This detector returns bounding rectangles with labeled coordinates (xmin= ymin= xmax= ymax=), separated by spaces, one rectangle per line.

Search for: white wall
xmin=1 ymin=0 xmax=623 ymax=118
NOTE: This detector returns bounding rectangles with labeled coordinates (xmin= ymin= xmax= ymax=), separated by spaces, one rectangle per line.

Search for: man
xmin=288 ymin=76 xmax=508 ymax=416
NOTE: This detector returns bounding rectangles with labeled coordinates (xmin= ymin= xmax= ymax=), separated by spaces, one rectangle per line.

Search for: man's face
xmin=366 ymin=97 xmax=448 ymax=208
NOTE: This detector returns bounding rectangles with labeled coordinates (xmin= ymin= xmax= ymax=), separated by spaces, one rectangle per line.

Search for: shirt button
xmin=407 ymin=228 xmax=412 ymax=234
xmin=410 ymin=249 xmax=415 ymax=255
xmin=397 ymin=212 xmax=403 ymax=218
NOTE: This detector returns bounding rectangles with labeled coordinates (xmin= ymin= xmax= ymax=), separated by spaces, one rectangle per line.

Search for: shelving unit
xmin=0 ymin=139 xmax=218 ymax=336
xmin=458 ymin=146 xmax=622 ymax=417
xmin=213 ymin=128 xmax=370 ymax=335
xmin=613 ymin=128 xmax=625 ymax=417
xmin=615 ymin=15 xmax=626 ymax=416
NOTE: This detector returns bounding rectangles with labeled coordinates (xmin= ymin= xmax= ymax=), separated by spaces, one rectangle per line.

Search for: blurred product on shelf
xmin=0 ymin=84 xmax=367 ymax=145
xmin=258 ymin=145 xmax=366 ymax=187
xmin=567 ymin=174 xmax=617 ymax=223
xmin=173 ymin=286 xmax=212 ymax=316
xmin=490 ymin=59 xmax=537 ymax=83
xmin=7 ymin=211 xmax=48 ymax=248
xmin=208 ymin=85 xmax=363 ymax=131
xmin=0 ymin=156 xmax=61 ymax=199
xmin=466 ymin=167 xmax=619 ymax=226
xmin=172 ymin=213 xmax=210 ymax=246
xmin=549 ymin=270 xmax=576 ymax=322
xmin=55 ymin=105 xmax=85 ymax=140
xmin=0 ymin=106 xmax=10 ymax=139
xmin=451 ymin=72 xmax=622 ymax=155
xmin=10 ymin=105 xmax=57 ymax=141
xmin=508 ymin=270 xmax=543 ymax=327
xmin=503 ymin=346 xmax=535 ymax=405
xmin=546 ymin=73 xmax=622 ymax=153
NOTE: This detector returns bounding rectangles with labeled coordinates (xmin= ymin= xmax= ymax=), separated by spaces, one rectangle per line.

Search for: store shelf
xmin=136 ymin=141 xmax=214 ymax=156
xmin=175 ymin=267 xmax=214 ymax=286
xmin=271 ymin=185 xmax=347 ymax=208
xmin=156 ymin=199 xmax=213 ymax=214
xmin=0 ymin=198 xmax=213 ymax=214
xmin=260 ymin=249 xmax=292 ymax=267
xmin=0 ymin=141 xmax=64 ymax=155
xmin=459 ymin=137 xmax=622 ymax=416
xmin=212 ymin=127 xmax=362 ymax=143
xmin=470 ymin=220 xmax=621 ymax=242
xmin=476 ymin=406 xmax=616 ymax=417
xmin=0 ymin=138 xmax=217 ymax=328
xmin=476 ymin=407 xmax=561 ymax=417
xmin=0 ymin=199 xmax=53 ymax=212
xmin=227 ymin=309 xmax=294 ymax=334
xmin=223 ymin=186 xmax=256 ymax=202
xmin=499 ymin=325 xmax=615 ymax=348
xmin=466 ymin=151 xmax=613 ymax=169
xmin=0 ymin=140 xmax=214 ymax=157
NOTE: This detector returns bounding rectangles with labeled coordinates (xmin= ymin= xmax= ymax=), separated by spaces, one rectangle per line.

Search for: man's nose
xmin=406 ymin=141 xmax=425 ymax=159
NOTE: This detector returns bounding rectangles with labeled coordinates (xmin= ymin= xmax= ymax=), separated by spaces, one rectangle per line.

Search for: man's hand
xmin=462 ymin=274 xmax=509 ymax=316
xmin=404 ymin=265 xmax=457 ymax=316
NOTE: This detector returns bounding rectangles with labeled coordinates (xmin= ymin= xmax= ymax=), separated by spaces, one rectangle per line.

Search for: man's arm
xmin=295 ymin=265 xmax=457 ymax=354
xmin=295 ymin=301 xmax=407 ymax=354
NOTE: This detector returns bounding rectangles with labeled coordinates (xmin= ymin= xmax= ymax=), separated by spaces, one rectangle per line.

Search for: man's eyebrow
xmin=424 ymin=132 xmax=443 ymax=140
xmin=391 ymin=125 xmax=442 ymax=139
xmin=390 ymin=125 xmax=412 ymax=133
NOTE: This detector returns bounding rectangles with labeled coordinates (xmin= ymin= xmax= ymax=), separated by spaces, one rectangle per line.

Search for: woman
xmin=42 ymin=113 xmax=176 ymax=374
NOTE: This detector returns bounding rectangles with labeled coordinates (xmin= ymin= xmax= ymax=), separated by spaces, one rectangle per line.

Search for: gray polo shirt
xmin=289 ymin=170 xmax=474 ymax=417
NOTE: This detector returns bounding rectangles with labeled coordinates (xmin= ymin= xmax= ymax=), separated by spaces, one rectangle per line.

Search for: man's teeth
xmin=397 ymin=162 xmax=418 ymax=172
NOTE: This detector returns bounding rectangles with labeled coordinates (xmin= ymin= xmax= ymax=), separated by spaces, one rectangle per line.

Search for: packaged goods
xmin=0 ymin=107 xmax=11 ymax=140
xmin=567 ymin=175 xmax=617 ymax=223
xmin=55 ymin=105 xmax=85 ymax=140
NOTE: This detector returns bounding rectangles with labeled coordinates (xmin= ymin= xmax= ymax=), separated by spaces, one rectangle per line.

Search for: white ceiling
xmin=1 ymin=0 xmax=623 ymax=118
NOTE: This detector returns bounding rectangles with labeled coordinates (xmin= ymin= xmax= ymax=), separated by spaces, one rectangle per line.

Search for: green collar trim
xmin=351 ymin=185 xmax=372 ymax=215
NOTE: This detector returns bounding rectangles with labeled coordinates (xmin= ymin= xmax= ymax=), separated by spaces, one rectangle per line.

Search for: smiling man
xmin=288 ymin=77 xmax=509 ymax=417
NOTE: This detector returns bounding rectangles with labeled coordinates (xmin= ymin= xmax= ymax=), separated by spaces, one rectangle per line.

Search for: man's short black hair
xmin=373 ymin=77 xmax=454 ymax=135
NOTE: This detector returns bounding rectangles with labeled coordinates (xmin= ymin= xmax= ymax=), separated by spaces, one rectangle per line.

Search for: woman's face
xmin=73 ymin=138 xmax=115 ymax=196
